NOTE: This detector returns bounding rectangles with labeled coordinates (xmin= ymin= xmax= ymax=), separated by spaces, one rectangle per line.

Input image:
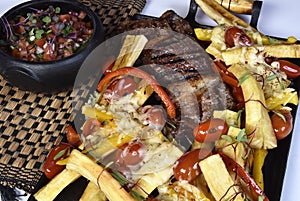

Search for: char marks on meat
xmin=113 ymin=10 xmax=236 ymax=150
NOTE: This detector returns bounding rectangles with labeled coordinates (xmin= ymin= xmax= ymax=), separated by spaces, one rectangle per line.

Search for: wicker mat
xmin=0 ymin=0 xmax=146 ymax=193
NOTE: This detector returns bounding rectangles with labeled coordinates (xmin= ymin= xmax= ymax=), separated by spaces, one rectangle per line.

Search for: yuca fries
xmin=34 ymin=169 xmax=81 ymax=201
xmin=228 ymin=64 xmax=277 ymax=149
xmin=80 ymin=181 xmax=107 ymax=201
xmin=195 ymin=0 xmax=300 ymax=63
xmin=222 ymin=44 xmax=300 ymax=65
xmin=67 ymin=149 xmax=135 ymax=201
xmin=195 ymin=0 xmax=254 ymax=30
xmin=214 ymin=0 xmax=254 ymax=14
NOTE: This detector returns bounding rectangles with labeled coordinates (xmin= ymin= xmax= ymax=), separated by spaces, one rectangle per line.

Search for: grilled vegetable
xmin=157 ymin=181 xmax=210 ymax=201
xmin=111 ymin=35 xmax=148 ymax=71
xmin=214 ymin=0 xmax=254 ymax=14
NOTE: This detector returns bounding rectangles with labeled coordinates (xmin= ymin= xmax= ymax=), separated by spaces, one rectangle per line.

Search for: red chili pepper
xmin=43 ymin=143 xmax=72 ymax=179
xmin=219 ymin=152 xmax=269 ymax=201
xmin=97 ymin=67 xmax=176 ymax=118
xmin=214 ymin=61 xmax=244 ymax=103
xmin=214 ymin=61 xmax=238 ymax=87
xmin=65 ymin=125 xmax=82 ymax=147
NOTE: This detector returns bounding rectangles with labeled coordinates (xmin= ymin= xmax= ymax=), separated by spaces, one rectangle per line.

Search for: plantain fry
xmin=66 ymin=149 xmax=135 ymax=201
xmin=228 ymin=64 xmax=277 ymax=149
xmin=222 ymin=44 xmax=300 ymax=65
xmin=34 ymin=169 xmax=81 ymax=201
xmin=252 ymin=149 xmax=268 ymax=190
xmin=199 ymin=154 xmax=244 ymax=201
xmin=80 ymin=181 xmax=107 ymax=201
xmin=215 ymin=126 xmax=247 ymax=167
xmin=214 ymin=0 xmax=254 ymax=14
xmin=195 ymin=0 xmax=254 ymax=30
xmin=112 ymin=35 xmax=148 ymax=71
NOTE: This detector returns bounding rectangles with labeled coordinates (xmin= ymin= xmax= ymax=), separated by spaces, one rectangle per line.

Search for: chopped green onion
xmin=236 ymin=128 xmax=247 ymax=143
xmin=29 ymin=28 xmax=35 ymax=36
xmin=237 ymin=108 xmax=244 ymax=124
xmin=273 ymin=110 xmax=287 ymax=123
xmin=238 ymin=73 xmax=251 ymax=87
xmin=258 ymin=195 xmax=265 ymax=201
xmin=35 ymin=29 xmax=44 ymax=40
xmin=42 ymin=16 xmax=51 ymax=24
xmin=221 ymin=135 xmax=233 ymax=143
xmin=55 ymin=7 xmax=61 ymax=14
xmin=53 ymin=148 xmax=67 ymax=160
xmin=266 ymin=74 xmax=278 ymax=82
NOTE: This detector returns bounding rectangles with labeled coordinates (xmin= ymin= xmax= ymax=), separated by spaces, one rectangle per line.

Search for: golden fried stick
xmin=195 ymin=0 xmax=253 ymax=29
xmin=215 ymin=0 xmax=254 ymax=14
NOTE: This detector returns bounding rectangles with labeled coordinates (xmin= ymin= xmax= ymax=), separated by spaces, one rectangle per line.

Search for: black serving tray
xmin=28 ymin=1 xmax=300 ymax=200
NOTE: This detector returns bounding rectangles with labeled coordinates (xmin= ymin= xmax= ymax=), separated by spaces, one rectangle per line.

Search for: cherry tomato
xmin=35 ymin=38 xmax=46 ymax=48
xmin=116 ymin=141 xmax=147 ymax=166
xmin=271 ymin=110 xmax=293 ymax=140
xmin=43 ymin=143 xmax=72 ymax=179
xmin=272 ymin=60 xmax=300 ymax=79
xmin=173 ymin=149 xmax=212 ymax=181
xmin=224 ymin=26 xmax=253 ymax=48
xmin=141 ymin=106 xmax=166 ymax=129
xmin=104 ymin=77 xmax=137 ymax=101
xmin=65 ymin=125 xmax=82 ymax=147
xmin=194 ymin=118 xmax=229 ymax=143
xmin=43 ymin=44 xmax=57 ymax=61
xmin=82 ymin=118 xmax=101 ymax=136
xmin=58 ymin=14 xmax=71 ymax=22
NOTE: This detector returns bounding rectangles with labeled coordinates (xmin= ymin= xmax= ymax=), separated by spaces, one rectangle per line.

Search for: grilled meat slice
xmin=168 ymin=75 xmax=235 ymax=124
xmin=114 ymin=10 xmax=194 ymax=37
xmin=110 ymin=10 xmax=237 ymax=150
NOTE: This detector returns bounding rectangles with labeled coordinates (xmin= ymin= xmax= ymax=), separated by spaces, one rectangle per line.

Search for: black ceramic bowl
xmin=0 ymin=0 xmax=104 ymax=93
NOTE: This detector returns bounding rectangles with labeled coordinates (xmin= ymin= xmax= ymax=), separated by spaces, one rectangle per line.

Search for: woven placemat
xmin=0 ymin=0 xmax=146 ymax=193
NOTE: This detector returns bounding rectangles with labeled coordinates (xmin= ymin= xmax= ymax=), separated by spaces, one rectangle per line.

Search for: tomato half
xmin=271 ymin=110 xmax=293 ymax=140
xmin=224 ymin=26 xmax=253 ymax=48
xmin=173 ymin=149 xmax=212 ymax=182
xmin=104 ymin=77 xmax=137 ymax=101
xmin=116 ymin=141 xmax=147 ymax=166
xmin=43 ymin=143 xmax=72 ymax=179
xmin=272 ymin=60 xmax=300 ymax=79
xmin=194 ymin=118 xmax=229 ymax=143
xmin=65 ymin=125 xmax=82 ymax=147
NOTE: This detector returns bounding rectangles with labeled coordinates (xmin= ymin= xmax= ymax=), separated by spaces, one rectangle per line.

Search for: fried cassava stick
xmin=66 ymin=149 xmax=135 ymax=201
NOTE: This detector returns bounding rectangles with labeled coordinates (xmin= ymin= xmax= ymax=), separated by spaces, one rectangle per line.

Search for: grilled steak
xmin=112 ymin=10 xmax=236 ymax=149
xmin=114 ymin=10 xmax=194 ymax=37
